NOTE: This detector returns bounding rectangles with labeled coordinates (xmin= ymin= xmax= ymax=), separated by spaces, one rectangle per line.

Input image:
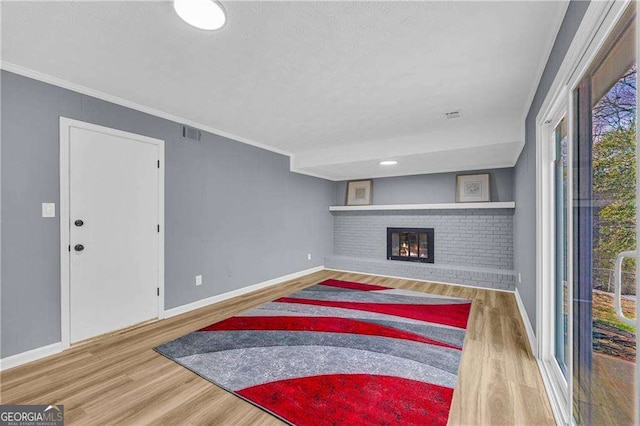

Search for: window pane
xmin=400 ymin=233 xmax=409 ymax=257
xmin=408 ymin=233 xmax=418 ymax=257
xmin=554 ymin=117 xmax=569 ymax=377
xmin=419 ymin=233 xmax=428 ymax=258
xmin=392 ymin=233 xmax=399 ymax=256
xmin=573 ymin=7 xmax=636 ymax=424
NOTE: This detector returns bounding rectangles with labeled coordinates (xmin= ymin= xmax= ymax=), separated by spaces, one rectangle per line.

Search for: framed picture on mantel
xmin=456 ymin=173 xmax=490 ymax=203
xmin=346 ymin=180 xmax=373 ymax=205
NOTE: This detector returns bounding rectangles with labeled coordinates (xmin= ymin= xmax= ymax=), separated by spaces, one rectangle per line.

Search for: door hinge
xmin=157 ymin=224 xmax=160 ymax=233
xmin=157 ymin=160 xmax=160 ymax=168
xmin=157 ymin=287 xmax=160 ymax=296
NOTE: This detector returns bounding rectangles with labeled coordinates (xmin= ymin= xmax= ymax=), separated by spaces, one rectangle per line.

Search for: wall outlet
xmin=518 ymin=273 xmax=522 ymax=284
xmin=226 ymin=269 xmax=233 ymax=278
xmin=195 ymin=274 xmax=202 ymax=286
xmin=307 ymin=253 xmax=312 ymax=261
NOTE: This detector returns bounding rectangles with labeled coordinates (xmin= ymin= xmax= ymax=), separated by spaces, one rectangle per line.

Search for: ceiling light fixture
xmin=174 ymin=0 xmax=226 ymax=31
xmin=380 ymin=160 xmax=398 ymax=166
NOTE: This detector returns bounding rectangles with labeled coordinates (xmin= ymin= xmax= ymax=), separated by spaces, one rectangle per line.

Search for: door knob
xmin=74 ymin=244 xmax=85 ymax=252
xmin=74 ymin=219 xmax=84 ymax=227
xmin=614 ymin=250 xmax=637 ymax=326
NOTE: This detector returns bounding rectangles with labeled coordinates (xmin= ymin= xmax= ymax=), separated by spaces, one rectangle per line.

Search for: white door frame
xmin=59 ymin=117 xmax=165 ymax=349
xmin=536 ymin=87 xmax=572 ymax=425
xmin=535 ymin=0 xmax=634 ymax=423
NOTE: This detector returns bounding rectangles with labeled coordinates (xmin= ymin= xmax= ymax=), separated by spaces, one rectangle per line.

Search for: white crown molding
xmin=0 ymin=61 xmax=293 ymax=158
xmin=516 ymin=0 xmax=569 ymax=168
xmin=163 ymin=266 xmax=324 ymax=318
xmin=289 ymin=156 xmax=336 ymax=181
xmin=535 ymin=0 xmax=627 ymax=126
xmin=289 ymin=167 xmax=336 ymax=181
xmin=521 ymin=0 xmax=571 ymax=124
xmin=1 ymin=62 xmax=342 ymax=182
xmin=1 ymin=61 xmax=522 ymax=181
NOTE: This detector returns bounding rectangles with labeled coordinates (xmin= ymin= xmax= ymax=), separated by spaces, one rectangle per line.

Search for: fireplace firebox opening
xmin=387 ymin=227 xmax=434 ymax=263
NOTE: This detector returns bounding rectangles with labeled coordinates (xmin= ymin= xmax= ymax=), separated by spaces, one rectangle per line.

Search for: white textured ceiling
xmin=1 ymin=1 xmax=568 ymax=180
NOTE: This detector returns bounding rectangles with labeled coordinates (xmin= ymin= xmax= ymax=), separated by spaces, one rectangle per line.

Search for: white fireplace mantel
xmin=328 ymin=202 xmax=515 ymax=212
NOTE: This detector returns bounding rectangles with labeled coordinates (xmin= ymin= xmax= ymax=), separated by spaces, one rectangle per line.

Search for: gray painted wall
xmin=334 ymin=168 xmax=514 ymax=206
xmin=514 ymin=0 xmax=590 ymax=332
xmin=1 ymin=70 xmax=335 ymax=358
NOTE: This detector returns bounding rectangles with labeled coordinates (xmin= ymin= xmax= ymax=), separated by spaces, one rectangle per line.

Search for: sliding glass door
xmin=572 ymin=6 xmax=637 ymax=424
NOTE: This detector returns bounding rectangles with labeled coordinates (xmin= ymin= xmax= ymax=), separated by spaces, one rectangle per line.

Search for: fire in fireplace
xmin=387 ymin=228 xmax=434 ymax=263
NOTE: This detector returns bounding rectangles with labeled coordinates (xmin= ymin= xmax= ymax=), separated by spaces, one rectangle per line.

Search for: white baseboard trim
xmin=0 ymin=266 xmax=324 ymax=371
xmin=515 ymin=288 xmax=537 ymax=357
xmin=0 ymin=342 xmax=63 ymax=372
xmin=163 ymin=266 xmax=325 ymax=318
xmin=324 ymin=268 xmax=516 ymax=294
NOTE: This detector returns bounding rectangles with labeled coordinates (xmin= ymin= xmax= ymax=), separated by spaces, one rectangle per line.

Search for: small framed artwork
xmin=456 ymin=173 xmax=490 ymax=203
xmin=346 ymin=180 xmax=373 ymax=206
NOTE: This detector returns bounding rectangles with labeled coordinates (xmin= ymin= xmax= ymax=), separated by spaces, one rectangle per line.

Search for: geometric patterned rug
xmin=155 ymin=279 xmax=472 ymax=425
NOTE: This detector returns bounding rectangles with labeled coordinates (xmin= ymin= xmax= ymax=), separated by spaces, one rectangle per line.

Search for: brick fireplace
xmin=325 ymin=208 xmax=515 ymax=290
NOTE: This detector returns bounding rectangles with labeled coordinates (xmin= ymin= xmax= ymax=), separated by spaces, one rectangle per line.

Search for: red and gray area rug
xmin=155 ymin=279 xmax=472 ymax=425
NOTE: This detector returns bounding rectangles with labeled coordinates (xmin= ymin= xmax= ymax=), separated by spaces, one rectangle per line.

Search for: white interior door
xmin=68 ymin=125 xmax=160 ymax=343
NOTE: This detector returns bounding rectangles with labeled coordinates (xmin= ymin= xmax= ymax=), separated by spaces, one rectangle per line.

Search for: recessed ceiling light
xmin=174 ymin=0 xmax=226 ymax=31
xmin=380 ymin=160 xmax=398 ymax=166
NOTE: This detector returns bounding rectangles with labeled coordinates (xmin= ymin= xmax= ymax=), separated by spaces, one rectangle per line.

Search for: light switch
xmin=42 ymin=203 xmax=55 ymax=218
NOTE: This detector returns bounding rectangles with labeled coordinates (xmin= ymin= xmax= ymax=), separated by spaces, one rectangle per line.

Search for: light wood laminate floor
xmin=0 ymin=270 xmax=555 ymax=425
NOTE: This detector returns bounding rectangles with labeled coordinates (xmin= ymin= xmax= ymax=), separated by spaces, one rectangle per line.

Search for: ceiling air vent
xmin=181 ymin=125 xmax=202 ymax=142
xmin=445 ymin=110 xmax=462 ymax=120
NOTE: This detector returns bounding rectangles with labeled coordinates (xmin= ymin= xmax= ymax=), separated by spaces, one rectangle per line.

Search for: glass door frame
xmin=535 ymin=1 xmax=637 ymax=424
xmin=537 ymin=91 xmax=573 ymax=426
